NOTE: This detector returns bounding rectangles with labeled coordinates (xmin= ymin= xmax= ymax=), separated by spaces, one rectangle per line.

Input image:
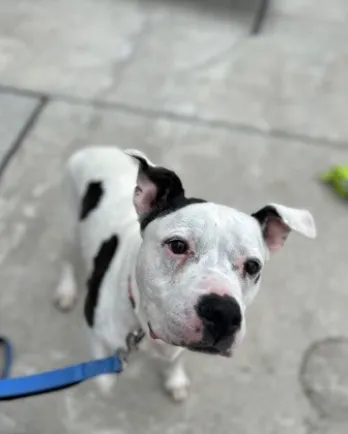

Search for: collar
xmin=128 ymin=275 xmax=136 ymax=310
xmin=126 ymin=276 xmax=145 ymax=352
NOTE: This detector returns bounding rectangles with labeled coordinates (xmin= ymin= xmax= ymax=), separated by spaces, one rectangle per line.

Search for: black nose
xmin=196 ymin=294 xmax=242 ymax=345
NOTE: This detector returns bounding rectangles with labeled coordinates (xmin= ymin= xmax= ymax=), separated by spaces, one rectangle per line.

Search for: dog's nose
xmin=196 ymin=294 xmax=241 ymax=345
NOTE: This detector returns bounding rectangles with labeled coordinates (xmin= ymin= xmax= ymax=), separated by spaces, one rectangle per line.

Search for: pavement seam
xmin=66 ymin=96 xmax=348 ymax=151
xmin=1 ymin=85 xmax=348 ymax=152
xmin=0 ymin=95 xmax=49 ymax=182
xmin=251 ymin=0 xmax=269 ymax=34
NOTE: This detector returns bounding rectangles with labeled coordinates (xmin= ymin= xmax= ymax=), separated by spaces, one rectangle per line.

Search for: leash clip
xmin=117 ymin=328 xmax=146 ymax=364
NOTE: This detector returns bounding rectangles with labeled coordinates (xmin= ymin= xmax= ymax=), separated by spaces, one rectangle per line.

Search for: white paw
xmin=95 ymin=373 xmax=116 ymax=397
xmin=165 ymin=371 xmax=190 ymax=402
xmin=54 ymin=266 xmax=77 ymax=311
xmin=54 ymin=289 xmax=77 ymax=311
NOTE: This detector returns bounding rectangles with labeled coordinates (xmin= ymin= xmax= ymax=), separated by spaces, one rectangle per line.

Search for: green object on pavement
xmin=320 ymin=165 xmax=348 ymax=198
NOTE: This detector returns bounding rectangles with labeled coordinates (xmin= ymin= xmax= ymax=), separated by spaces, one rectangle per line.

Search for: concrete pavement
xmin=1 ymin=1 xmax=348 ymax=434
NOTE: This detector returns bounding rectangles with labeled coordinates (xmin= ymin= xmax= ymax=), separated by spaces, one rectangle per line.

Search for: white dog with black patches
xmin=54 ymin=146 xmax=316 ymax=401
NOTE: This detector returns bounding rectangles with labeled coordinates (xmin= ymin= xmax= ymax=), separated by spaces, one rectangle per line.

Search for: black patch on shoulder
xmin=84 ymin=235 xmax=118 ymax=327
xmin=80 ymin=181 xmax=104 ymax=220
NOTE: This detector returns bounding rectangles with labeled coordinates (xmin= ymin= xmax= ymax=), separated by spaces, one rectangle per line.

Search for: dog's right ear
xmin=125 ymin=149 xmax=185 ymax=219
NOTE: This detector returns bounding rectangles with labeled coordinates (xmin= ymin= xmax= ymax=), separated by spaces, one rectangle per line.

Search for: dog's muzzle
xmin=187 ymin=293 xmax=242 ymax=356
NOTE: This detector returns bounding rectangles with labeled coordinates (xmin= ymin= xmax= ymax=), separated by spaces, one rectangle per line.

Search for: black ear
xmin=125 ymin=149 xmax=185 ymax=218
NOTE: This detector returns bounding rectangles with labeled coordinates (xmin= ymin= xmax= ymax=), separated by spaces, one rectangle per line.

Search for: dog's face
xmin=126 ymin=149 xmax=316 ymax=357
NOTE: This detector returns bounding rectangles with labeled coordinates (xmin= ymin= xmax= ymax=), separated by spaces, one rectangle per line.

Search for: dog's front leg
xmin=164 ymin=351 xmax=190 ymax=402
xmin=150 ymin=341 xmax=190 ymax=402
xmin=89 ymin=332 xmax=127 ymax=397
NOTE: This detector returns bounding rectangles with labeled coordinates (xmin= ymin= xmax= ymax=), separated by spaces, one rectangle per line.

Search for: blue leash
xmin=0 ymin=336 xmax=123 ymax=400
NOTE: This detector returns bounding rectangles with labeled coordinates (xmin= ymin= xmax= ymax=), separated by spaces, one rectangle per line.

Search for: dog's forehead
xmin=157 ymin=203 xmax=263 ymax=249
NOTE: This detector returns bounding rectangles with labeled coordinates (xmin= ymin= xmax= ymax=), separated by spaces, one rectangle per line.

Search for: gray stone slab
xmin=308 ymin=419 xmax=348 ymax=434
xmin=273 ymin=0 xmax=348 ymax=22
xmin=104 ymin=12 xmax=348 ymax=144
xmin=0 ymin=0 xmax=255 ymax=98
xmin=1 ymin=100 xmax=348 ymax=434
xmin=4 ymin=1 xmax=348 ymax=146
xmin=0 ymin=92 xmax=40 ymax=164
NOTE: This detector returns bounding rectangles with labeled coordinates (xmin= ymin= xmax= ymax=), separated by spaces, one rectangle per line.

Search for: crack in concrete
xmin=251 ymin=0 xmax=269 ymax=35
xmin=0 ymin=95 xmax=49 ymax=183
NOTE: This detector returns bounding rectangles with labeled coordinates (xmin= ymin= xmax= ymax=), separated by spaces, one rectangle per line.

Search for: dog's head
xmin=126 ymin=149 xmax=316 ymax=357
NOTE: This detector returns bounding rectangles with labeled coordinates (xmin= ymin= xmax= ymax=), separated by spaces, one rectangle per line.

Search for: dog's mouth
xmin=147 ymin=322 xmax=161 ymax=340
xmin=186 ymin=344 xmax=232 ymax=358
xmin=147 ymin=323 xmax=233 ymax=357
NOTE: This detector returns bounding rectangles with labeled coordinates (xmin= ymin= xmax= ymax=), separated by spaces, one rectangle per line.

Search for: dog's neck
xmin=126 ymin=224 xmax=187 ymax=360
xmin=123 ymin=224 xmax=149 ymax=335
xmin=128 ymin=264 xmax=150 ymax=332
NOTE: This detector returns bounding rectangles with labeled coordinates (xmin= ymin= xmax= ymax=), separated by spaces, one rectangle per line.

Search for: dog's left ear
xmin=252 ymin=203 xmax=316 ymax=253
xmin=125 ymin=149 xmax=185 ymax=218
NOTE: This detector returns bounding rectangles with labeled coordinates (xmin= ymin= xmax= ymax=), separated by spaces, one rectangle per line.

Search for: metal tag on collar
xmin=116 ymin=329 xmax=145 ymax=366
xmin=126 ymin=328 xmax=145 ymax=352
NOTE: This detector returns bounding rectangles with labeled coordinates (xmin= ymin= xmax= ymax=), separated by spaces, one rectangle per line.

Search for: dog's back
xmin=55 ymin=146 xmax=141 ymax=316
xmin=64 ymin=146 xmax=139 ymax=266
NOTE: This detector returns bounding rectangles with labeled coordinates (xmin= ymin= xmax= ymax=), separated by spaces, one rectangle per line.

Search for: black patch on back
xmin=84 ymin=235 xmax=118 ymax=327
xmin=80 ymin=181 xmax=104 ymax=220
xmin=132 ymin=155 xmax=206 ymax=231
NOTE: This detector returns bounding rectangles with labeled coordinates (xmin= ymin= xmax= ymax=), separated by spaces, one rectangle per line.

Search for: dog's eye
xmin=166 ymin=239 xmax=189 ymax=255
xmin=244 ymin=259 xmax=261 ymax=277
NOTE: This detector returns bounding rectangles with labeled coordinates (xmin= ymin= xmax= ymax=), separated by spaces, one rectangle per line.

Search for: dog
xmin=54 ymin=146 xmax=316 ymax=401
